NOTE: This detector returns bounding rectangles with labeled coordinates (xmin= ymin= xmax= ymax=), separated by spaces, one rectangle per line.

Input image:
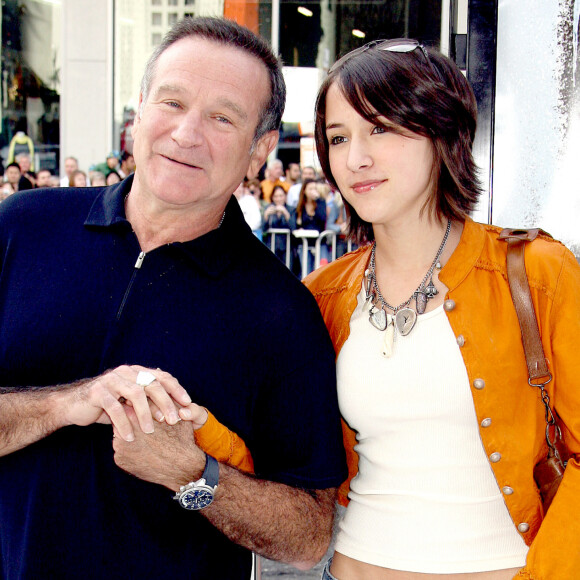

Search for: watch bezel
xmin=177 ymin=481 xmax=215 ymax=510
xmin=173 ymin=454 xmax=219 ymax=511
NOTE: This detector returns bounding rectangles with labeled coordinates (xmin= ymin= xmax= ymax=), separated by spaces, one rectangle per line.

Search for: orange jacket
xmin=303 ymin=217 xmax=580 ymax=579
xmin=197 ymin=217 xmax=580 ymax=578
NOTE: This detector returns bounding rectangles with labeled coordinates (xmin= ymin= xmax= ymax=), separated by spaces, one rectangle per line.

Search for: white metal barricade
xmin=264 ymin=228 xmax=292 ymax=268
xmin=314 ymin=229 xmax=338 ymax=267
xmin=264 ymin=228 xmax=355 ymax=277
xmin=292 ymin=229 xmax=319 ymax=279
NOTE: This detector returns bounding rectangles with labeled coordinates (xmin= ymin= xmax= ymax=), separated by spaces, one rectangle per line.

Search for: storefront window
xmin=275 ymin=0 xmax=442 ymax=167
xmin=1 ymin=0 xmax=61 ymax=174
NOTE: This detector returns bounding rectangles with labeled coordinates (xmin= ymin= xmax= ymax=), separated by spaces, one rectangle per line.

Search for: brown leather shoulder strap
xmin=498 ymin=228 xmax=552 ymax=381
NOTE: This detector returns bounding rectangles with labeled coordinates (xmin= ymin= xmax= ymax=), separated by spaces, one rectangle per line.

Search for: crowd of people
xmin=0 ymin=149 xmax=136 ymax=200
xmin=234 ymin=160 xmax=348 ymax=276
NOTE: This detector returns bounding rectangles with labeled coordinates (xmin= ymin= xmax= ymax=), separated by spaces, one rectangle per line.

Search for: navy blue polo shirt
xmin=0 ymin=179 xmax=347 ymax=580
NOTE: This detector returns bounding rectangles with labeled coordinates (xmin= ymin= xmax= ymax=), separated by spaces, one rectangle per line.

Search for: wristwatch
xmin=173 ymin=453 xmax=219 ymax=510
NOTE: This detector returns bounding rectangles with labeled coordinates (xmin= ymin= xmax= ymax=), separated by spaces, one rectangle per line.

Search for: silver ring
xmin=136 ymin=370 xmax=156 ymax=387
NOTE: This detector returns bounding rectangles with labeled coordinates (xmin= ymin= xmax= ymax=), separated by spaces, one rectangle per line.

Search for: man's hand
xmin=111 ymin=405 xmax=337 ymax=569
xmin=63 ymin=365 xmax=193 ymax=442
xmin=113 ymin=405 xmax=205 ymax=490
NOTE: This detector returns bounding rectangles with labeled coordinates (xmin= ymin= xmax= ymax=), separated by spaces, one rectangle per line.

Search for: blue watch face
xmin=180 ymin=488 xmax=214 ymax=510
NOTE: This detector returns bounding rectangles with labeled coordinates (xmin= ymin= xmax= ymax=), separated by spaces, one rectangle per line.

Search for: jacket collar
xmin=438 ymin=216 xmax=486 ymax=291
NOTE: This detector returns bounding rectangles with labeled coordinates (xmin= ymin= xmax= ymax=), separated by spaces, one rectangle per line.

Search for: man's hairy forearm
xmin=0 ymin=385 xmax=73 ymax=457
xmin=204 ymin=465 xmax=337 ymax=569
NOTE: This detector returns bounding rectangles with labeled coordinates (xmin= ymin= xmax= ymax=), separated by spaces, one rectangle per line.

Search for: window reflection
xmin=1 ymin=0 xmax=61 ymax=174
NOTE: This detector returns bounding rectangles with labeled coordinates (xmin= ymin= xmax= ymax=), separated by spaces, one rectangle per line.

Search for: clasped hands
xmin=64 ymin=364 xmax=207 ymax=490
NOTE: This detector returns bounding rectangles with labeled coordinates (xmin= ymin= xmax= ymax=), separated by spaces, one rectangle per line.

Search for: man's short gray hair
xmin=140 ymin=17 xmax=286 ymax=145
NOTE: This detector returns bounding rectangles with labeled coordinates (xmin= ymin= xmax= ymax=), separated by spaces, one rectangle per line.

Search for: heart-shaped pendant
xmin=369 ymin=306 xmax=387 ymax=331
xmin=395 ymin=308 xmax=417 ymax=336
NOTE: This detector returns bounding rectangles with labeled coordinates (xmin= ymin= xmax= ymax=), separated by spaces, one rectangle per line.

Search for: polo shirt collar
xmin=84 ymin=176 xmax=133 ymax=228
xmin=84 ymin=176 xmax=251 ymax=277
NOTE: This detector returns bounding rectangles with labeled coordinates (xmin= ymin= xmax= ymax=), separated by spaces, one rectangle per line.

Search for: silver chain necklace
xmin=365 ymin=219 xmax=451 ymax=357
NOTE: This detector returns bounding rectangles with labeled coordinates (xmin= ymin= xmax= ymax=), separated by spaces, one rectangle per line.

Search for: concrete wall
xmin=493 ymin=0 xmax=580 ymax=255
xmin=60 ymin=0 xmax=113 ymax=175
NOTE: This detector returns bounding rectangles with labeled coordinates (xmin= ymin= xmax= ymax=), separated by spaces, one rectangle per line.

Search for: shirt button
xmin=473 ymin=379 xmax=485 ymax=390
xmin=518 ymin=523 xmax=530 ymax=533
xmin=456 ymin=335 xmax=465 ymax=347
xmin=490 ymin=452 xmax=502 ymax=463
xmin=443 ymin=299 xmax=456 ymax=311
xmin=481 ymin=418 xmax=492 ymax=427
xmin=502 ymin=486 xmax=514 ymax=495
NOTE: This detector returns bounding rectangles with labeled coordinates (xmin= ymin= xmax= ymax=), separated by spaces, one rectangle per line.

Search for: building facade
xmin=1 ymin=0 xmax=578 ymax=254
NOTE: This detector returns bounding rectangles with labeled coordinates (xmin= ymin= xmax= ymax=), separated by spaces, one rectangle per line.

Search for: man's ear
xmin=131 ymin=94 xmax=144 ymax=139
xmin=247 ymin=130 xmax=279 ymax=179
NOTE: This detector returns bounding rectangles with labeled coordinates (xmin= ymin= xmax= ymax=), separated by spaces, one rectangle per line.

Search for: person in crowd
xmin=15 ymin=153 xmax=35 ymax=190
xmin=35 ymin=168 xmax=53 ymax=188
xmin=307 ymin=38 xmax=580 ymax=579
xmin=325 ymin=187 xmax=349 ymax=258
xmin=291 ymin=178 xmax=327 ymax=276
xmin=246 ymin=176 xmax=267 ymax=212
xmin=0 ymin=17 xmax=345 ymax=580
xmin=69 ymin=169 xmax=87 ymax=187
xmin=2 ymin=162 xmax=22 ymax=198
xmin=285 ymin=161 xmax=301 ymax=188
xmin=106 ymin=170 xmax=122 ymax=185
xmin=195 ymin=37 xmax=580 ymax=580
xmin=90 ymin=171 xmax=107 ymax=186
xmin=233 ymin=180 xmax=262 ymax=238
xmin=263 ymin=184 xmax=292 ymax=263
xmin=49 ymin=175 xmax=60 ymax=187
xmin=60 ymin=156 xmax=78 ymax=186
xmin=260 ymin=157 xmax=289 ymax=202
xmin=287 ymin=165 xmax=318 ymax=208
xmin=118 ymin=151 xmax=136 ymax=178
xmin=94 ymin=151 xmax=122 ymax=177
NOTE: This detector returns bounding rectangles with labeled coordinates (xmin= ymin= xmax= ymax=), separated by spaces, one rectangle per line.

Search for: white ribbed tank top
xmin=335 ymin=285 xmax=528 ymax=573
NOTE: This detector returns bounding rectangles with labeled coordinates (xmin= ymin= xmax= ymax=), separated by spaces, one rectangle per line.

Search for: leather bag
xmin=499 ymin=228 xmax=570 ymax=513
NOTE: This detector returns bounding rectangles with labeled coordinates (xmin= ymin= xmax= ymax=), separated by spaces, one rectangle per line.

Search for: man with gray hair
xmin=0 ymin=16 xmax=345 ymax=579
xmin=59 ymin=155 xmax=79 ymax=186
xmin=260 ymin=157 xmax=289 ymax=202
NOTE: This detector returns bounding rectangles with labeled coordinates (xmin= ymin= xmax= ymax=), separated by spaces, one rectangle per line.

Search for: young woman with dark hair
xmin=306 ymin=39 xmax=580 ymax=579
xmin=291 ymin=178 xmax=327 ymax=275
xmin=262 ymin=184 xmax=292 ymax=262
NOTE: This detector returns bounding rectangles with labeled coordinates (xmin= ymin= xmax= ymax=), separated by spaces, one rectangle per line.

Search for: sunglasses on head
xmin=329 ymin=38 xmax=433 ymax=74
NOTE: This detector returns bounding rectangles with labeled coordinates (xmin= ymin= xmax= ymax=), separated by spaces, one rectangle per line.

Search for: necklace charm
xmin=395 ymin=308 xmax=417 ymax=336
xmin=364 ymin=269 xmax=374 ymax=302
xmin=366 ymin=219 xmax=451 ymax=349
xmin=382 ymin=316 xmax=395 ymax=358
xmin=425 ymin=276 xmax=438 ymax=299
xmin=414 ymin=290 xmax=428 ymax=315
xmin=369 ymin=305 xmax=388 ymax=331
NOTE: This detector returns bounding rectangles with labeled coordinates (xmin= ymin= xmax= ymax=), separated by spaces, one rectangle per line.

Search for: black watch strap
xmin=202 ymin=453 xmax=219 ymax=489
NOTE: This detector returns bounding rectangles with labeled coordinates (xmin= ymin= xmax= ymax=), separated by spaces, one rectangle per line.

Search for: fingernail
xmin=155 ymin=412 xmax=165 ymax=422
xmin=168 ymin=412 xmax=179 ymax=424
xmin=182 ymin=394 xmax=192 ymax=404
xmin=180 ymin=408 xmax=192 ymax=419
xmin=125 ymin=433 xmax=135 ymax=442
